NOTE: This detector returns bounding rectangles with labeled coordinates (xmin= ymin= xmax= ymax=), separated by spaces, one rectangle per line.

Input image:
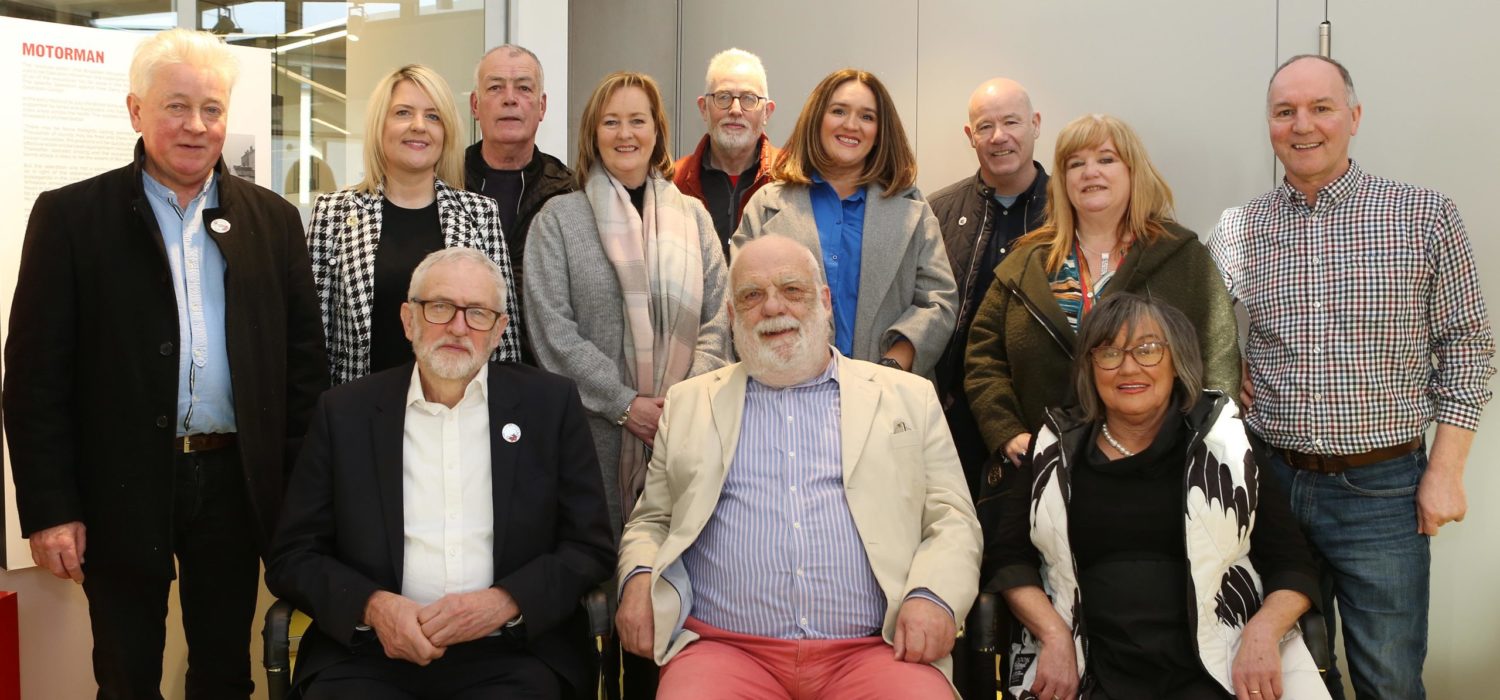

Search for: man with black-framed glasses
xmin=268 ymin=247 xmax=614 ymax=699
xmin=674 ymin=48 xmax=780 ymax=255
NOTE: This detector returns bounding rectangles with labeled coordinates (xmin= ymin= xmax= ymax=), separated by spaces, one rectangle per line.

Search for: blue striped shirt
xmin=680 ymin=359 xmax=887 ymax=638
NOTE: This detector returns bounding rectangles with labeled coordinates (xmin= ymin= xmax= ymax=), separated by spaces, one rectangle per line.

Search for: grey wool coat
xmin=731 ymin=182 xmax=958 ymax=379
xmin=523 ymin=182 xmax=731 ymax=529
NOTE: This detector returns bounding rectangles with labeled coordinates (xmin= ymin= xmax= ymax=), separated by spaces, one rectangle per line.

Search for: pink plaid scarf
xmin=586 ymin=165 xmax=704 ymax=520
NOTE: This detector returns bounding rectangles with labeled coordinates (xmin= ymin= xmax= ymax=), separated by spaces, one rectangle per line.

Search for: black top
xmin=371 ymin=198 xmax=443 ymax=373
xmin=627 ymin=183 xmax=646 ymax=218
xmin=699 ymin=141 xmax=763 ymax=248
xmin=980 ymin=392 xmax=1319 ymax=700
xmin=973 ymin=162 xmax=1046 ymax=326
xmin=479 ymin=167 xmax=523 ymax=235
xmin=1072 ymin=400 xmax=1230 ymax=699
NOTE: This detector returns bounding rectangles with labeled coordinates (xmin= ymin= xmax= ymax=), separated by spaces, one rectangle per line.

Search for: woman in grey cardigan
xmin=732 ymin=68 xmax=956 ymax=379
xmin=525 ymin=72 xmax=729 ymax=530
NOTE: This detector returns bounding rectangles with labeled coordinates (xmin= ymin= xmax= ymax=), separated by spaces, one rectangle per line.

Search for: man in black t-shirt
xmin=464 ymin=43 xmax=574 ymax=354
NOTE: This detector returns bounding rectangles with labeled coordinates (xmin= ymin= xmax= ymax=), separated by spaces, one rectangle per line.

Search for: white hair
xmin=129 ymin=28 xmax=238 ymax=98
xmin=407 ymin=247 xmax=509 ymax=314
xmin=704 ymin=47 xmax=768 ymax=97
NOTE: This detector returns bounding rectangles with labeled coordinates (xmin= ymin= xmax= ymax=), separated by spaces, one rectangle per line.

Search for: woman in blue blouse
xmin=732 ymin=68 xmax=956 ymax=378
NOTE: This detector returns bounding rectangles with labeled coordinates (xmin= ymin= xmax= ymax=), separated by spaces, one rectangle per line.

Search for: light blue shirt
xmin=681 ymin=359 xmax=887 ymax=638
xmin=808 ymin=173 xmax=865 ymax=357
xmin=141 ymin=170 xmax=236 ymax=436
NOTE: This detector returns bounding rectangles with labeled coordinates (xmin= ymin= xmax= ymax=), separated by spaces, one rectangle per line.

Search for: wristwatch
xmin=615 ymin=400 xmax=633 ymax=426
xmin=878 ymin=357 xmax=903 ymax=371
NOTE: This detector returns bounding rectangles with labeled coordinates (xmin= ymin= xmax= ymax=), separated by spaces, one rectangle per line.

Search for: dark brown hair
xmin=770 ymin=68 xmax=915 ymax=196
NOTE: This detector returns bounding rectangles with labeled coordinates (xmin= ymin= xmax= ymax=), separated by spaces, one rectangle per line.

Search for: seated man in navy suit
xmin=267 ymin=247 xmax=615 ymax=699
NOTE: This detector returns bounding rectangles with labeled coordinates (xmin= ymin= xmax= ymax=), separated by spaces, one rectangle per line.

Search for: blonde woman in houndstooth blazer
xmin=308 ymin=64 xmax=523 ymax=385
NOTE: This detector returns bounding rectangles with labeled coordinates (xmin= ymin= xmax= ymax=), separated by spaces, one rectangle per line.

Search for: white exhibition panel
xmin=0 ymin=16 xmax=273 ymax=570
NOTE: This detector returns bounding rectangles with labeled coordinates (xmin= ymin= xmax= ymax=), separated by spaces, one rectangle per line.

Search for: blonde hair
xmin=574 ymin=72 xmax=674 ymax=188
xmin=770 ymin=68 xmax=915 ymax=196
xmin=129 ymin=28 xmax=238 ymax=98
xmin=1019 ymin=113 xmax=1176 ymax=274
xmin=358 ymin=65 xmax=465 ymax=194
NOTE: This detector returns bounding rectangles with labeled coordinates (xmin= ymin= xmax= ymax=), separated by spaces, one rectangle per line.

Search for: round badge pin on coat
xmin=502 ymin=423 xmax=521 ymax=443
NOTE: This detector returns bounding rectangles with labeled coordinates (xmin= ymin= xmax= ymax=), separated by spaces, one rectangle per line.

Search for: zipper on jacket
xmin=1004 ymin=280 xmax=1073 ymax=358
xmin=955 ymin=204 xmax=993 ymax=334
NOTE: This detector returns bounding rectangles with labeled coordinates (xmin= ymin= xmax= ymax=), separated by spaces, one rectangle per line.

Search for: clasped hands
xmin=364 ymin=587 xmax=519 ymax=665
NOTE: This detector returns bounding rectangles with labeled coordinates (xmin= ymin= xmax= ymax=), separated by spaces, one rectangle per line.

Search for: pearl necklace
xmin=1101 ymin=422 xmax=1136 ymax=457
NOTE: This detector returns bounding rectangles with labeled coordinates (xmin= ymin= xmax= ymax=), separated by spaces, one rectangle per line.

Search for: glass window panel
xmin=208 ymin=1 xmax=485 ymax=214
xmin=2 ymin=1 xmax=175 ymax=31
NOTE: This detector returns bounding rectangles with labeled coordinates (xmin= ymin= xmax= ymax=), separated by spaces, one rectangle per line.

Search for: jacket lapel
xmin=1014 ymin=247 xmax=1078 ymax=348
xmin=836 ymin=355 xmax=880 ymax=483
xmin=435 ymin=180 xmax=478 ymax=250
xmin=708 ymin=365 xmax=749 ymax=471
xmin=658 ymin=366 xmax=746 ymax=567
xmin=757 ymin=189 xmax=824 ymax=266
xmin=371 ymin=367 xmax=410 ymax=578
xmin=855 ymin=185 xmax=922 ymax=323
xmin=486 ymin=365 xmax=519 ymax=555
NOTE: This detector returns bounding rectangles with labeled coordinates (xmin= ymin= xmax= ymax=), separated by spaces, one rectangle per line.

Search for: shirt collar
xmin=141 ymin=168 xmax=216 ymax=216
xmin=1278 ymin=158 xmax=1363 ymax=211
xmin=810 ymin=172 xmax=867 ymax=202
xmin=746 ymin=348 xmax=840 ymax=392
xmin=406 ymin=362 xmax=490 ymax=413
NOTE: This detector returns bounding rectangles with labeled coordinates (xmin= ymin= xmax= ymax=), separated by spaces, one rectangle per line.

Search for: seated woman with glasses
xmin=307 ymin=64 xmax=522 ymax=385
xmin=984 ymin=292 xmax=1329 ymax=700
xmin=731 ymin=68 xmax=956 ymax=378
xmin=965 ymin=113 xmax=1239 ymax=474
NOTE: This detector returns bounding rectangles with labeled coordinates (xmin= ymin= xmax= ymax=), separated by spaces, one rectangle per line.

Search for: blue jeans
xmin=1262 ymin=446 xmax=1430 ymax=700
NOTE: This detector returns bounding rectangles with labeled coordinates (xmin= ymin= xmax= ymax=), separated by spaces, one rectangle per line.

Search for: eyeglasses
xmin=1089 ymin=341 xmax=1169 ymax=370
xmin=409 ymin=298 xmax=504 ymax=331
xmin=705 ymin=91 xmax=767 ymax=112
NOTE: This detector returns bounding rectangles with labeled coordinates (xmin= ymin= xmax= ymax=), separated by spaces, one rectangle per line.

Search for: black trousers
xmin=302 ymin=637 xmax=562 ymax=700
xmin=81 ymin=446 xmax=261 ymax=700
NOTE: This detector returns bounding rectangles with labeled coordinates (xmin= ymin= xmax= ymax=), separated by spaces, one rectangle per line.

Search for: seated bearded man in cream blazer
xmin=615 ymin=235 xmax=981 ymax=700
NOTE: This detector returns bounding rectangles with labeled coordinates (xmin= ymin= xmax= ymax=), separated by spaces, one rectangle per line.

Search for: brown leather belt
xmin=177 ymin=433 xmax=236 ymax=454
xmin=1279 ymin=437 xmax=1422 ymax=474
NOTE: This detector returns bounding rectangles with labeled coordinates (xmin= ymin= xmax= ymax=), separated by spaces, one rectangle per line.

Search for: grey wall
xmin=567 ymin=0 xmax=680 ymax=167
xmin=570 ymin=2 xmax=1500 ymax=695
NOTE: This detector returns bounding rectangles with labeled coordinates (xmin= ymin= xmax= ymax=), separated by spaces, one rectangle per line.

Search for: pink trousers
xmin=656 ymin=617 xmax=953 ymax=700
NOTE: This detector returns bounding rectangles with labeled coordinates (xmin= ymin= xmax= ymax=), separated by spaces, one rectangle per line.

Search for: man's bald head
xmin=964 ymin=78 xmax=1041 ymax=195
xmin=731 ymin=235 xmax=822 ymax=291
xmin=968 ymin=78 xmax=1033 ymax=123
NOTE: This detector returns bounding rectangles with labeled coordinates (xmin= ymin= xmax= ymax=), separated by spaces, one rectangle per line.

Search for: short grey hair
xmin=130 ymin=28 xmax=238 ymax=98
xmin=704 ymin=47 xmax=769 ymax=97
xmin=1268 ymin=54 xmax=1358 ymax=108
xmin=1072 ymin=293 xmax=1204 ymax=423
xmin=475 ymin=44 xmax=545 ymax=93
xmin=407 ymin=247 xmax=509 ymax=314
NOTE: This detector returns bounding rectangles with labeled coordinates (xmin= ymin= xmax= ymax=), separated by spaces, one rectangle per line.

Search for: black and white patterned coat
xmin=307 ymin=179 xmax=523 ymax=385
xmin=1011 ymin=393 xmax=1327 ymax=698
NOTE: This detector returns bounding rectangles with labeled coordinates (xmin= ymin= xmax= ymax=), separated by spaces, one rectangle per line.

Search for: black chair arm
xmin=262 ymin=599 xmax=297 ymax=700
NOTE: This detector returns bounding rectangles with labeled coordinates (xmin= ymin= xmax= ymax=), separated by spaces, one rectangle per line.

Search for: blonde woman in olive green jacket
xmin=963 ymin=114 xmax=1239 ymax=472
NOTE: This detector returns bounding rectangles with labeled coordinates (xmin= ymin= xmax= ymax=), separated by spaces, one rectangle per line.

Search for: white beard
xmin=414 ymin=336 xmax=485 ymax=381
xmin=734 ymin=306 xmax=833 ymax=388
xmin=710 ymin=119 xmax=758 ymax=154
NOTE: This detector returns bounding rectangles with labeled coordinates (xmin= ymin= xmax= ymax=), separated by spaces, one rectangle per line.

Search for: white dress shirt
xmin=400 ymin=364 xmax=495 ymax=606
